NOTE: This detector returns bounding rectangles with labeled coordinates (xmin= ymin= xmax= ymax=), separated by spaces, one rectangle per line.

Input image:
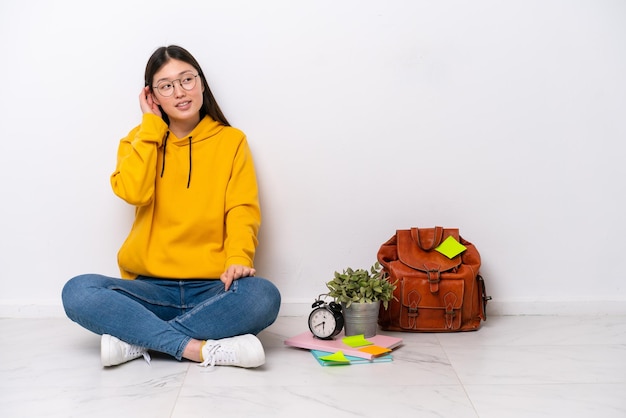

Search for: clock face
xmin=309 ymin=308 xmax=338 ymax=339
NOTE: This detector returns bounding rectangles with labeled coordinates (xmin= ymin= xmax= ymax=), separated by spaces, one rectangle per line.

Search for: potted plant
xmin=326 ymin=262 xmax=397 ymax=337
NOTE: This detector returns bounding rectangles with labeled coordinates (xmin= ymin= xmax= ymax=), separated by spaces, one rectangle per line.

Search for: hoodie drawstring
xmin=187 ymin=136 xmax=192 ymax=188
xmin=160 ymin=131 xmax=192 ymax=188
xmin=160 ymin=131 xmax=169 ymax=178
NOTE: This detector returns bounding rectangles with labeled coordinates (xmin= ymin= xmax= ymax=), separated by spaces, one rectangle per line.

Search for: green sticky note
xmin=319 ymin=351 xmax=350 ymax=364
xmin=342 ymin=334 xmax=373 ymax=348
xmin=435 ymin=236 xmax=467 ymax=259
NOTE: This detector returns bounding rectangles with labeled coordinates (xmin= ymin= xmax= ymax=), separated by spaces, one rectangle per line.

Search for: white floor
xmin=1 ymin=314 xmax=625 ymax=418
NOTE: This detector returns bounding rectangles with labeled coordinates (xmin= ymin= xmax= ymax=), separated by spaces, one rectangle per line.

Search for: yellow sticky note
xmin=319 ymin=351 xmax=350 ymax=364
xmin=358 ymin=345 xmax=392 ymax=356
xmin=342 ymin=334 xmax=373 ymax=348
xmin=435 ymin=236 xmax=467 ymax=259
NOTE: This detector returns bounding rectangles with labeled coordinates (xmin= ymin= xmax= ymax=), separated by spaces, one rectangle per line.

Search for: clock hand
xmin=314 ymin=321 xmax=326 ymax=329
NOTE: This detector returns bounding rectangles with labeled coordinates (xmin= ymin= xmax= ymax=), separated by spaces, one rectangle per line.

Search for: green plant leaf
xmin=325 ymin=262 xmax=397 ymax=305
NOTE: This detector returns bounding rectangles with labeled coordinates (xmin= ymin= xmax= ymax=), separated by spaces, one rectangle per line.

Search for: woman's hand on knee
xmin=220 ymin=264 xmax=256 ymax=291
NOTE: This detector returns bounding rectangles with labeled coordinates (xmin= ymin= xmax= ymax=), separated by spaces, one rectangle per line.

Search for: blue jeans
xmin=62 ymin=274 xmax=281 ymax=360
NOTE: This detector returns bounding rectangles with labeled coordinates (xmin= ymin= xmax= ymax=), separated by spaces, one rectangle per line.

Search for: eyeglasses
xmin=152 ymin=72 xmax=199 ymax=97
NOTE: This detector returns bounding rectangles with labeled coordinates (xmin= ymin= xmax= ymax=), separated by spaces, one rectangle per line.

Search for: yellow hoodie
xmin=111 ymin=113 xmax=260 ymax=279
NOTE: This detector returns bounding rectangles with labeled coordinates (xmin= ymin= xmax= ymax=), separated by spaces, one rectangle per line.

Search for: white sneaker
xmin=101 ymin=334 xmax=151 ymax=367
xmin=199 ymin=334 xmax=265 ymax=369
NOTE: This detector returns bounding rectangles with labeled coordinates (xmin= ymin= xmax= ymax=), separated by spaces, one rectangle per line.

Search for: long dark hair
xmin=144 ymin=45 xmax=230 ymax=126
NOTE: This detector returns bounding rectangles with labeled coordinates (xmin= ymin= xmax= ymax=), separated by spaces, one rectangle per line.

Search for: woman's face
xmin=151 ymin=59 xmax=204 ymax=126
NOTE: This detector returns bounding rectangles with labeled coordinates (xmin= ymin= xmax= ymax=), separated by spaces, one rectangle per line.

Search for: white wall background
xmin=1 ymin=0 xmax=625 ymax=317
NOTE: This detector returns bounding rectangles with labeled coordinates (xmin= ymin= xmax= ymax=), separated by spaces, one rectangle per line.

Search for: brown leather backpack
xmin=377 ymin=226 xmax=490 ymax=332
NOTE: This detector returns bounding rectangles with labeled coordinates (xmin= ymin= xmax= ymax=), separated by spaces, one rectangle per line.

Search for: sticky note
xmin=342 ymin=334 xmax=373 ymax=348
xmin=319 ymin=351 xmax=350 ymax=364
xmin=435 ymin=236 xmax=467 ymax=259
xmin=358 ymin=345 xmax=392 ymax=356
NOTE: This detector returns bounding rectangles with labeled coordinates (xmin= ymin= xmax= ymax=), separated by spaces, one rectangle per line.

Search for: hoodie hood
xmin=160 ymin=116 xmax=225 ymax=188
